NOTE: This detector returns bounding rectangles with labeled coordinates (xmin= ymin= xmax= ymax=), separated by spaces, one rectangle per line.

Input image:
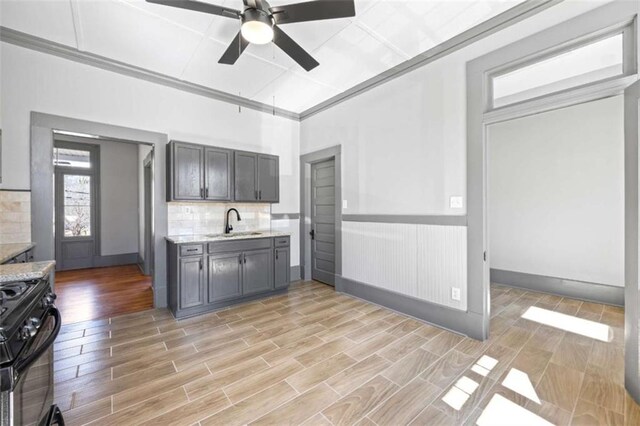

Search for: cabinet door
xmin=274 ymin=247 xmax=290 ymax=289
xmin=204 ymin=148 xmax=232 ymax=201
xmin=179 ymin=256 xmax=205 ymax=309
xmin=242 ymin=249 xmax=273 ymax=295
xmin=257 ymin=155 xmax=279 ymax=202
xmin=208 ymin=252 xmax=243 ymax=303
xmin=234 ymin=152 xmax=258 ymax=202
xmin=173 ymin=143 xmax=203 ymax=200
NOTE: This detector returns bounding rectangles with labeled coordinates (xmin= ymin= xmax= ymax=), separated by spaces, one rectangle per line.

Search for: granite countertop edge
xmin=166 ymin=231 xmax=291 ymax=244
xmin=0 ymin=260 xmax=56 ymax=284
xmin=0 ymin=242 xmax=36 ymax=264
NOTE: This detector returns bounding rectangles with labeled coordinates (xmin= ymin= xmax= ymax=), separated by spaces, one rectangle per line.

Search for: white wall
xmin=300 ymin=0 xmax=611 ymax=309
xmin=488 ymin=96 xmax=624 ymax=287
xmin=0 ymin=42 xmax=301 ymax=265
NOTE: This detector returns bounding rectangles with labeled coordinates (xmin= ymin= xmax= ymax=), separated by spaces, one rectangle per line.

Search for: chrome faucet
xmin=224 ymin=208 xmax=241 ymax=234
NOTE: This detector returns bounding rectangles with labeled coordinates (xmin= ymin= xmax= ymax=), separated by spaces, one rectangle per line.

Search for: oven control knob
xmin=42 ymin=292 xmax=57 ymax=307
xmin=20 ymin=324 xmax=37 ymax=340
xmin=30 ymin=317 xmax=41 ymax=328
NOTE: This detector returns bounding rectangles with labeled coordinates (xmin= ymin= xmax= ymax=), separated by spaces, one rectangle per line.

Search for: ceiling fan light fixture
xmin=241 ymin=9 xmax=273 ymax=45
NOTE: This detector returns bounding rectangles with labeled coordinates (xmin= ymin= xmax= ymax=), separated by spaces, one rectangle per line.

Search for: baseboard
xmin=336 ymin=275 xmax=484 ymax=339
xmin=490 ymin=268 xmax=624 ymax=307
xmin=93 ymin=252 xmax=139 ymax=268
xmin=290 ymin=265 xmax=301 ymax=282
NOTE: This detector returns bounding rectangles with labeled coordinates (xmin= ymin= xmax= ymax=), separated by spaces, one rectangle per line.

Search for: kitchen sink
xmin=207 ymin=232 xmax=264 ymax=238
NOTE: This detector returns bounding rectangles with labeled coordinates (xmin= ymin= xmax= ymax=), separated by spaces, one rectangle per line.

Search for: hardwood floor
xmin=52 ymin=281 xmax=640 ymax=425
xmin=55 ymin=265 xmax=153 ymax=324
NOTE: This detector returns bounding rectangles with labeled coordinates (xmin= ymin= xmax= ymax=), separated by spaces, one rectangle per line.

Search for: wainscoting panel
xmin=342 ymin=222 xmax=418 ymax=298
xmin=417 ymin=225 xmax=467 ymax=310
xmin=342 ymin=221 xmax=467 ymax=311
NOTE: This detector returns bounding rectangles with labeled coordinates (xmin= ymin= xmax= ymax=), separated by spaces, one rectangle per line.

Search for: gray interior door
xmin=234 ymin=152 xmax=258 ymax=202
xmin=243 ymin=249 xmax=273 ymax=294
xmin=257 ymin=154 xmax=279 ymax=202
xmin=208 ymin=252 xmax=243 ymax=302
xmin=174 ymin=142 xmax=203 ymax=200
xmin=311 ymin=159 xmax=336 ymax=285
xmin=204 ymin=147 xmax=232 ymax=201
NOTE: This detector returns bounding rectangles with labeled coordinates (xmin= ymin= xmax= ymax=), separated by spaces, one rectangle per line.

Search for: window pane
xmin=64 ymin=175 xmax=91 ymax=237
xmin=493 ymin=34 xmax=624 ymax=108
xmin=54 ymin=147 xmax=91 ymax=168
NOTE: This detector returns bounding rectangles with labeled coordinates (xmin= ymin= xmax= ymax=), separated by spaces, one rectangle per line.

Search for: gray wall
xmin=488 ymin=96 xmax=624 ymax=287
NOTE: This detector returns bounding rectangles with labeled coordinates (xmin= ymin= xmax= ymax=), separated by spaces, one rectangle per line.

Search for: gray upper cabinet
xmin=234 ymin=152 xmax=258 ymax=202
xmin=172 ymin=142 xmax=203 ymax=200
xmin=257 ymin=154 xmax=279 ymax=202
xmin=204 ymin=147 xmax=232 ymax=201
xmin=208 ymin=252 xmax=243 ymax=302
xmin=168 ymin=141 xmax=278 ymax=203
xmin=242 ymin=249 xmax=273 ymax=295
xmin=179 ymin=256 xmax=205 ymax=310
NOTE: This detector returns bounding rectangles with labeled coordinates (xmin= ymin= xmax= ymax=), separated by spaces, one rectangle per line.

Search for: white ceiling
xmin=1 ymin=0 xmax=524 ymax=113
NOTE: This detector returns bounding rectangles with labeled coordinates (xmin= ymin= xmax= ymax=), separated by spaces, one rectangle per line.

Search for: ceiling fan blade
xmin=146 ymin=0 xmax=240 ymax=19
xmin=218 ymin=31 xmax=250 ymax=65
xmin=272 ymin=26 xmax=319 ymax=71
xmin=270 ymin=0 xmax=355 ymax=25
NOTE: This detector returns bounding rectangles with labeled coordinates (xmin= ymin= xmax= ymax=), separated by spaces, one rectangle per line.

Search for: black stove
xmin=0 ymin=277 xmax=64 ymax=426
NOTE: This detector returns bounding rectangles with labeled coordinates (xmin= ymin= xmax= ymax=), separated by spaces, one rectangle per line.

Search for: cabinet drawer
xmin=209 ymin=238 xmax=272 ymax=254
xmin=180 ymin=244 xmax=204 ymax=256
xmin=274 ymin=236 xmax=290 ymax=247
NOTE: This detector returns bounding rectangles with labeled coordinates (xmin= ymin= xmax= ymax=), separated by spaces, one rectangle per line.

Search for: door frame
xmin=143 ymin=149 xmax=154 ymax=276
xmin=466 ymin=2 xmax=639 ymax=340
xmin=299 ymin=146 xmax=342 ymax=283
xmin=310 ymin=158 xmax=337 ymax=286
xmin=30 ymin=113 xmax=168 ymax=308
xmin=53 ymin=140 xmax=101 ymax=270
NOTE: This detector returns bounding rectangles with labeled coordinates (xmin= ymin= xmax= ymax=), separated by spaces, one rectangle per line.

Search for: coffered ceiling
xmin=1 ymin=0 xmax=523 ymax=113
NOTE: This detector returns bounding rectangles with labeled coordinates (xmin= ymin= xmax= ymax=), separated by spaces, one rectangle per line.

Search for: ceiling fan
xmin=146 ymin=0 xmax=356 ymax=71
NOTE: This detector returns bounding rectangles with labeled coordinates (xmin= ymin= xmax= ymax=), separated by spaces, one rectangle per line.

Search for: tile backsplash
xmin=0 ymin=190 xmax=32 ymax=243
xmin=168 ymin=203 xmax=271 ymax=236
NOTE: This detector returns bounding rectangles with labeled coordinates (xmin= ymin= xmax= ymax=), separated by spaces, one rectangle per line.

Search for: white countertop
xmin=0 ymin=260 xmax=56 ymax=284
xmin=166 ymin=231 xmax=291 ymax=244
xmin=0 ymin=242 xmax=35 ymax=264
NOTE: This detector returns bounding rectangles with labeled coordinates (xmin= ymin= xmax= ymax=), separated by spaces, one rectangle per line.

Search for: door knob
xmin=309 ymin=229 xmax=315 ymax=240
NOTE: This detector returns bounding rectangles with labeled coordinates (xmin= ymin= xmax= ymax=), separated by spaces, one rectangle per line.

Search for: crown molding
xmin=299 ymin=0 xmax=563 ymax=120
xmin=0 ymin=26 xmax=301 ymax=121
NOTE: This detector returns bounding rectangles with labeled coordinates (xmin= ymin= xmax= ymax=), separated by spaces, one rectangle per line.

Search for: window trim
xmin=485 ymin=18 xmax=637 ymax=112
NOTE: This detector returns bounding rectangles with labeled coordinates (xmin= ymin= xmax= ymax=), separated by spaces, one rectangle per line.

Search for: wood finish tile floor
xmin=53 ymin=281 xmax=640 ymax=425
xmin=55 ymin=265 xmax=154 ymax=324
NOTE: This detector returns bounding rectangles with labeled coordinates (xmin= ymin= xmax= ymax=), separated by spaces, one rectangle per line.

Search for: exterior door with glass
xmin=54 ymin=142 xmax=99 ymax=271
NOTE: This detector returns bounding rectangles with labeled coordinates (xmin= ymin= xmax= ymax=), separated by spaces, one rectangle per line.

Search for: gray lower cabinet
xmin=168 ymin=237 xmax=290 ymax=318
xmin=243 ymin=249 xmax=273 ymax=295
xmin=274 ymin=247 xmax=290 ymax=289
xmin=208 ymin=252 xmax=243 ymax=303
xmin=179 ymin=256 xmax=205 ymax=310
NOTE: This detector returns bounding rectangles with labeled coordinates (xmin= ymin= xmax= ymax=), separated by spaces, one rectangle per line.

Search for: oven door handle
xmin=15 ymin=306 xmax=62 ymax=378
xmin=39 ymin=404 xmax=65 ymax=426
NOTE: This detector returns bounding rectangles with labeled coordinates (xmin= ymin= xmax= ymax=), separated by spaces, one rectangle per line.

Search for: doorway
xmin=53 ymin=141 xmax=100 ymax=271
xmin=299 ymin=146 xmax=342 ymax=286
xmin=310 ymin=159 xmax=336 ymax=285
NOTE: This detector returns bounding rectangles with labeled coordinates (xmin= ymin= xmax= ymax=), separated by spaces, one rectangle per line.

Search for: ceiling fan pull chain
xmin=239 ymin=92 xmax=242 ymax=113
xmin=273 ymin=96 xmax=275 ymax=116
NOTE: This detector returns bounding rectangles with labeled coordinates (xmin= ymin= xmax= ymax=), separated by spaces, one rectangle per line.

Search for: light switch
xmin=451 ymin=287 xmax=461 ymax=301
xmin=450 ymin=196 xmax=463 ymax=209
xmin=342 ymin=199 xmax=348 ymax=209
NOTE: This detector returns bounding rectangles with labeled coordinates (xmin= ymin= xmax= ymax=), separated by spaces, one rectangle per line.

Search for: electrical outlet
xmin=450 ymin=196 xmax=463 ymax=209
xmin=451 ymin=287 xmax=461 ymax=301
xmin=342 ymin=199 xmax=348 ymax=209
